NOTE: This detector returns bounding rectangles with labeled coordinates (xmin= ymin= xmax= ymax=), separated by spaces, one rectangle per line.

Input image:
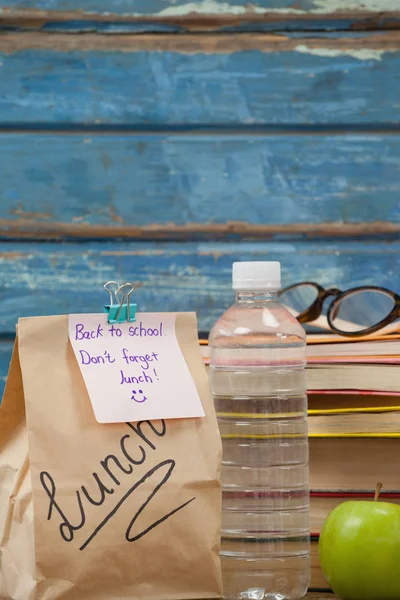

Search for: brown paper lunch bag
xmin=0 ymin=313 xmax=222 ymax=600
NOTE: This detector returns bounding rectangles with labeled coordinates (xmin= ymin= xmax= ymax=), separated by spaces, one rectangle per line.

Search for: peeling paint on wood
xmin=1 ymin=221 xmax=399 ymax=241
xmin=1 ymin=37 xmax=400 ymax=124
xmin=0 ymin=0 xmax=398 ymax=17
xmin=150 ymin=0 xmax=400 ymax=17
xmin=0 ymin=0 xmax=397 ymax=422
xmin=2 ymin=31 xmax=400 ymax=54
xmin=0 ymin=1 xmax=398 ymax=36
xmin=0 ymin=240 xmax=400 ymax=335
xmin=0 ymin=13 xmax=399 ymax=34
xmin=311 ymin=0 xmax=399 ymax=12
xmin=294 ymin=44 xmax=393 ymax=60
xmin=137 ymin=1 xmax=269 ymax=17
xmin=1 ymin=133 xmax=400 ymax=237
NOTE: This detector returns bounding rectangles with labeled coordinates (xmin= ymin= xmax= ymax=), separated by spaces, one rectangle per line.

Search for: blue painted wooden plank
xmin=19 ymin=21 xmax=189 ymax=33
xmin=0 ymin=240 xmax=400 ymax=334
xmin=1 ymin=34 xmax=400 ymax=124
xmin=1 ymin=19 xmax=385 ymax=34
xmin=0 ymin=340 xmax=13 ymax=401
xmin=0 ymin=1 xmax=398 ymax=16
xmin=0 ymin=133 xmax=400 ymax=237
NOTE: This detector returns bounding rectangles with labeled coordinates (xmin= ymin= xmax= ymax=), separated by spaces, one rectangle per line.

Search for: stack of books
xmin=201 ymin=333 xmax=400 ymax=591
xmin=307 ymin=333 xmax=400 ymax=588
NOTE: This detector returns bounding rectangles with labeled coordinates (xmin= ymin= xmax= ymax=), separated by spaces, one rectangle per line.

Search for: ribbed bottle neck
xmin=235 ymin=290 xmax=279 ymax=303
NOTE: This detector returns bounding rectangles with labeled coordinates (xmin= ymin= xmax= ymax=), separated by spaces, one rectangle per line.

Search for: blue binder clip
xmin=104 ymin=281 xmax=137 ymax=324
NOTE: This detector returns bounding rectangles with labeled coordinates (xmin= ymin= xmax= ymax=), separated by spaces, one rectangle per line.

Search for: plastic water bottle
xmin=209 ymin=262 xmax=309 ymax=600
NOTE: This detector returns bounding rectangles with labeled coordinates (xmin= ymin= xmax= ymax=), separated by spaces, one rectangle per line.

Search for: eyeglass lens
xmin=279 ymin=284 xmax=319 ymax=317
xmin=330 ymin=289 xmax=395 ymax=333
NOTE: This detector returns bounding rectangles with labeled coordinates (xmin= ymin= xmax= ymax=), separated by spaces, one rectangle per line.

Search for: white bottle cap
xmin=232 ymin=261 xmax=281 ymax=291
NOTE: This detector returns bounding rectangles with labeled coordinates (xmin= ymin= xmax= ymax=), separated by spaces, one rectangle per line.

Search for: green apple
xmin=319 ymin=484 xmax=400 ymax=599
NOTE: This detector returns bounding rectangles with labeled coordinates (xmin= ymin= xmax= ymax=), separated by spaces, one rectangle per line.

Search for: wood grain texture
xmin=0 ymin=133 xmax=400 ymax=239
xmin=1 ymin=33 xmax=400 ymax=124
xmin=0 ymin=240 xmax=399 ymax=334
xmin=2 ymin=21 xmax=400 ymax=35
xmin=0 ymin=0 xmax=398 ymax=20
xmin=0 ymin=10 xmax=399 ymax=35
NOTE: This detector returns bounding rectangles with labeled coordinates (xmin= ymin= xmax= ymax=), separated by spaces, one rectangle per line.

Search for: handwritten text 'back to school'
xmin=74 ymin=321 xmax=164 ymax=387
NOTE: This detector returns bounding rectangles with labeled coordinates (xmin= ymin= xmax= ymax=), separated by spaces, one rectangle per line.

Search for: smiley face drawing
xmin=131 ymin=389 xmax=147 ymax=403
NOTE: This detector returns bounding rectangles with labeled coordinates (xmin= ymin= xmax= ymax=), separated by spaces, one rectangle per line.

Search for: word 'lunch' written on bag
xmin=0 ymin=313 xmax=222 ymax=600
xmin=40 ymin=419 xmax=196 ymax=551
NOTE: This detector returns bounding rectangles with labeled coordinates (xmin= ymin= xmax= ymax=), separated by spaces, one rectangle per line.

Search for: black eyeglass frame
xmin=279 ymin=282 xmax=400 ymax=337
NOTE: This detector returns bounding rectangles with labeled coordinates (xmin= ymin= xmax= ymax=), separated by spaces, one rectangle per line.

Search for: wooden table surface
xmin=306 ymin=594 xmax=336 ymax=599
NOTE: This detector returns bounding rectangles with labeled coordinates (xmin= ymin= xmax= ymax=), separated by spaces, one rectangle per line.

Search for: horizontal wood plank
xmin=0 ymin=237 xmax=399 ymax=397
xmin=1 ymin=33 xmax=400 ymax=124
xmin=0 ymin=237 xmax=399 ymax=395
xmin=0 ymin=0 xmax=396 ymax=15
xmin=0 ymin=240 xmax=399 ymax=335
xmin=0 ymin=0 xmax=398 ymax=21
xmin=0 ymin=0 xmax=308 ymax=14
xmin=1 ymin=23 xmax=399 ymax=36
xmin=1 ymin=18 xmax=399 ymax=36
xmin=0 ymin=13 xmax=399 ymax=35
xmin=0 ymin=133 xmax=400 ymax=239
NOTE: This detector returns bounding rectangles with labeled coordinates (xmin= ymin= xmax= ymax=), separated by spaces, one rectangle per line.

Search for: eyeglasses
xmin=278 ymin=282 xmax=400 ymax=337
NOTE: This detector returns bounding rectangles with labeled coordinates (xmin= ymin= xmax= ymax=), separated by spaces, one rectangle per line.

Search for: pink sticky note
xmin=68 ymin=313 xmax=205 ymax=423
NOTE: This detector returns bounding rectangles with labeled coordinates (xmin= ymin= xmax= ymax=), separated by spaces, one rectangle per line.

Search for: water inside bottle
xmin=210 ymin=326 xmax=310 ymax=600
